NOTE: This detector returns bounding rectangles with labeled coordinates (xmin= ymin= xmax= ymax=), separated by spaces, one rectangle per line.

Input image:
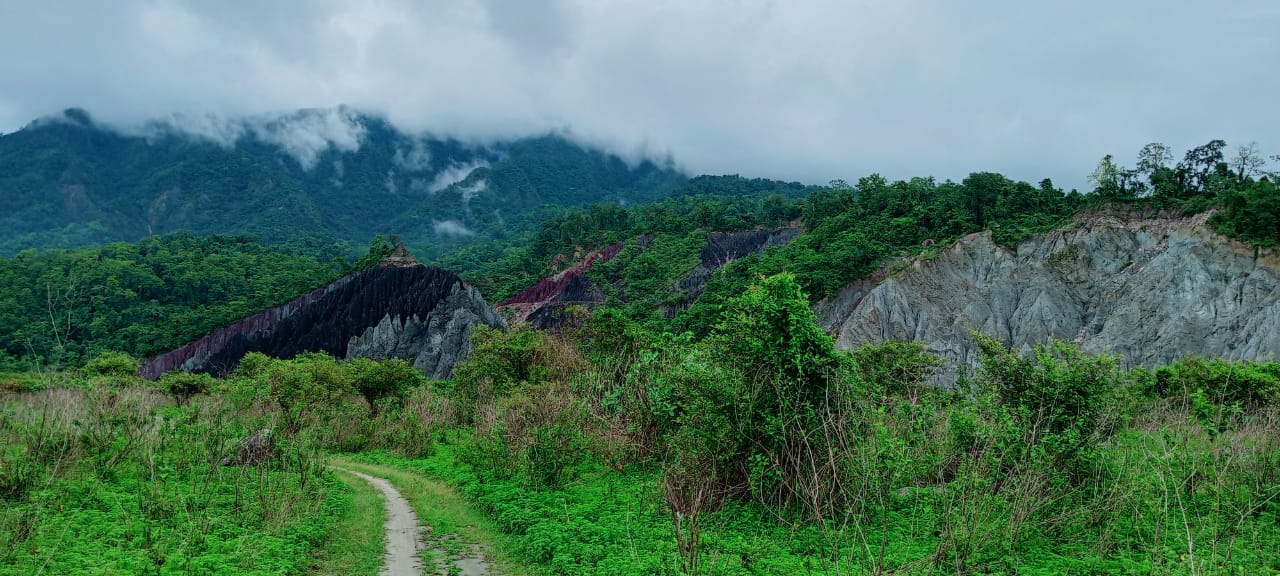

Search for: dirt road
xmin=340 ymin=468 xmax=424 ymax=576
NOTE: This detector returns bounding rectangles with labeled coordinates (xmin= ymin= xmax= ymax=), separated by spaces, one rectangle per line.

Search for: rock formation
xmin=815 ymin=212 xmax=1280 ymax=384
xmin=499 ymin=240 xmax=631 ymax=329
xmin=660 ymin=225 xmax=801 ymax=318
xmin=501 ymin=224 xmax=802 ymax=329
xmin=139 ymin=247 xmax=503 ymax=380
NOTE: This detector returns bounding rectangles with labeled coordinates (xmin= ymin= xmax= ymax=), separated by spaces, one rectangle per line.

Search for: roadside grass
xmin=312 ymin=468 xmax=385 ymax=576
xmin=328 ymin=456 xmax=544 ymax=576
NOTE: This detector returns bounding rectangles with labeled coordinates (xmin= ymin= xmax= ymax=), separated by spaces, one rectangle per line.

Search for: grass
xmin=328 ymin=455 xmax=544 ymax=576
xmin=311 ymin=468 xmax=385 ymax=576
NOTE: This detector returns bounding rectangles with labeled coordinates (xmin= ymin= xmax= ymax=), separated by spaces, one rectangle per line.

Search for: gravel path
xmin=339 ymin=468 xmax=424 ymax=576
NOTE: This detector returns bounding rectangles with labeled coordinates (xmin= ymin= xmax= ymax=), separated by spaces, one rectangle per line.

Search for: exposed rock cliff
xmin=815 ymin=212 xmax=1280 ymax=383
xmin=660 ymin=225 xmax=801 ymax=318
xmin=498 ymin=241 xmax=629 ymax=329
xmin=140 ymin=249 xmax=503 ymax=379
xmin=501 ymin=225 xmax=802 ymax=329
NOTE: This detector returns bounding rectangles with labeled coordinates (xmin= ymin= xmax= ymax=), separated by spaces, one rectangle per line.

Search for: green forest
xmin=0 ymin=109 xmax=685 ymax=257
xmin=2 ymin=139 xmax=1280 ymax=574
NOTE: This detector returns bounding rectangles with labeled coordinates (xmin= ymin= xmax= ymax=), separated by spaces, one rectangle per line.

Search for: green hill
xmin=0 ymin=108 xmax=686 ymax=257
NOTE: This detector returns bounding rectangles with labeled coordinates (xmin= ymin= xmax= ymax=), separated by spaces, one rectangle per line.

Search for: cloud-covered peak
xmin=137 ymin=108 xmax=367 ymax=170
xmin=1 ymin=1 xmax=1277 ymax=186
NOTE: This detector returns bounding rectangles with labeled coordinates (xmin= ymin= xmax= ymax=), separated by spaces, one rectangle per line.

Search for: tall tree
xmin=1177 ymin=139 xmax=1227 ymax=195
xmin=1089 ymin=154 xmax=1126 ymax=199
xmin=1231 ymin=142 xmax=1267 ymax=180
xmin=1136 ymin=142 xmax=1173 ymax=181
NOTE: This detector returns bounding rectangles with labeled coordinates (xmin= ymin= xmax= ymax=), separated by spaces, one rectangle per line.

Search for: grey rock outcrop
xmin=816 ymin=212 xmax=1280 ymax=384
xmin=346 ymin=281 xmax=504 ymax=380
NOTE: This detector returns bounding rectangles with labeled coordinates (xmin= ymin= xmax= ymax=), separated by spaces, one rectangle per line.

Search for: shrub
xmin=1153 ymin=356 xmax=1280 ymax=407
xmin=79 ymin=351 xmax=145 ymax=389
xmin=348 ymin=357 xmax=422 ymax=414
xmin=973 ymin=333 xmax=1121 ymax=479
xmin=850 ymin=340 xmax=942 ymax=400
xmin=156 ymin=371 xmax=216 ymax=404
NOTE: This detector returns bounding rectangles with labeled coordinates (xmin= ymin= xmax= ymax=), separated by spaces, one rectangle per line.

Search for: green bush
xmin=156 ymin=371 xmax=215 ymax=403
xmin=850 ymin=340 xmax=942 ymax=399
xmin=348 ymin=357 xmax=422 ymax=413
xmin=974 ymin=333 xmax=1122 ymax=479
xmin=79 ymin=351 xmax=142 ymax=389
xmin=1153 ymin=356 xmax=1280 ymax=407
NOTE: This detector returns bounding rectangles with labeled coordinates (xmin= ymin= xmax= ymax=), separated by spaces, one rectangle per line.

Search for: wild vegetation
xmin=1 ymin=140 xmax=1278 ymax=574
xmin=6 ymin=275 xmax=1277 ymax=574
xmin=0 ymin=233 xmax=346 ymax=370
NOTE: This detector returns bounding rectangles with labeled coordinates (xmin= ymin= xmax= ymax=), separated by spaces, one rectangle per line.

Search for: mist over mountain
xmin=0 ymin=107 xmax=685 ymax=256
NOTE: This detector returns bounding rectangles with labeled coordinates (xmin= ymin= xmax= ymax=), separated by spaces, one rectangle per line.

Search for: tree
xmin=762 ymin=193 xmax=793 ymax=225
xmin=1231 ymin=142 xmax=1267 ymax=180
xmin=1088 ymin=154 xmax=1132 ymax=199
xmin=348 ymin=357 xmax=421 ymax=414
xmin=1137 ymin=142 xmax=1173 ymax=178
xmin=1137 ymin=142 xmax=1178 ymax=198
xmin=1177 ymin=139 xmax=1227 ymax=195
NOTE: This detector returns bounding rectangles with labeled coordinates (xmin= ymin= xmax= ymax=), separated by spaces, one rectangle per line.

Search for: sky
xmin=0 ymin=0 xmax=1276 ymax=188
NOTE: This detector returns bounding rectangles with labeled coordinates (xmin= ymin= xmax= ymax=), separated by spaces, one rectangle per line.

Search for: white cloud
xmin=248 ymin=108 xmax=366 ymax=170
xmin=392 ymin=139 xmax=432 ymax=172
xmin=458 ymin=179 xmax=487 ymax=203
xmin=384 ymin=170 xmax=398 ymax=194
xmin=432 ymin=219 xmax=475 ymax=237
xmin=1 ymin=1 xmax=1277 ymax=187
xmin=426 ymin=159 xmax=489 ymax=195
xmin=138 ymin=108 xmax=366 ymax=170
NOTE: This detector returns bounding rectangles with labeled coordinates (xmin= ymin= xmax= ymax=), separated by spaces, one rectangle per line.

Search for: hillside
xmin=141 ymin=246 xmax=502 ymax=380
xmin=0 ymin=108 xmax=685 ymax=257
xmin=816 ymin=211 xmax=1280 ymax=383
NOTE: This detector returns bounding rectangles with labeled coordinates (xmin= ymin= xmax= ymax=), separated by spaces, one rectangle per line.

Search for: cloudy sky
xmin=0 ymin=1 xmax=1276 ymax=188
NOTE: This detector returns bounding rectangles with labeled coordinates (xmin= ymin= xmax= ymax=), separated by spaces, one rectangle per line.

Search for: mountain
xmin=140 ymin=246 xmax=502 ymax=380
xmin=0 ymin=108 xmax=686 ymax=257
xmin=815 ymin=211 xmax=1280 ymax=384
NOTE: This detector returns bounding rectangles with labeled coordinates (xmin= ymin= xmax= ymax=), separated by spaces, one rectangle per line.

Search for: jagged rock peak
xmin=382 ymin=243 xmax=421 ymax=268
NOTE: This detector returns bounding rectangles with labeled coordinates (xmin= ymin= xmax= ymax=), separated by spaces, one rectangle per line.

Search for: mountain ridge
xmin=0 ymin=108 xmax=687 ymax=257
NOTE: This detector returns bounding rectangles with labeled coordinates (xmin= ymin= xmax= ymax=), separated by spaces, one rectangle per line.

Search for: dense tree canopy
xmin=0 ymin=233 xmax=344 ymax=369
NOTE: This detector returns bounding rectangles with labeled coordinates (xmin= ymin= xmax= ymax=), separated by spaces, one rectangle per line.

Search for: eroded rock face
xmin=140 ymin=255 xmax=503 ymax=379
xmin=660 ymin=225 xmax=801 ymax=318
xmin=346 ymin=281 xmax=503 ymax=380
xmin=816 ymin=213 xmax=1280 ymax=384
xmin=498 ymin=241 xmax=628 ymax=329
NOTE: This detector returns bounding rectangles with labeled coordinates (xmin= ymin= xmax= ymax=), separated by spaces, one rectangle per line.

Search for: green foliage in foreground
xmin=0 ymin=385 xmax=343 ymax=575
xmin=4 ymin=273 xmax=1279 ymax=575
xmin=414 ymin=275 xmax=1280 ymax=574
xmin=0 ymin=351 xmax=443 ymax=575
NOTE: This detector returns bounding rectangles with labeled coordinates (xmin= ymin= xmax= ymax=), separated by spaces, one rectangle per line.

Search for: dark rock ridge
xmin=815 ymin=212 xmax=1280 ymax=385
xmin=659 ymin=225 xmax=802 ymax=318
xmin=140 ymin=252 xmax=503 ymax=380
xmin=499 ymin=241 xmax=628 ymax=329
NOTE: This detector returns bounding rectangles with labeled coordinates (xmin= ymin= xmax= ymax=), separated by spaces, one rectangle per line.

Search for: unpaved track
xmin=340 ymin=468 xmax=423 ymax=576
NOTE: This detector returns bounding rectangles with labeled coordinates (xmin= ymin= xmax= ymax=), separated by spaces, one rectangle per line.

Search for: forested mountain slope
xmin=0 ymin=108 xmax=685 ymax=257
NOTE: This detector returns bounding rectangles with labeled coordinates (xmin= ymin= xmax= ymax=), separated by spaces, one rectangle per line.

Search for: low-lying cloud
xmin=142 ymin=108 xmax=367 ymax=170
xmin=426 ymin=160 xmax=489 ymax=195
xmin=1 ymin=1 xmax=1277 ymax=187
xmin=432 ymin=219 xmax=475 ymax=237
